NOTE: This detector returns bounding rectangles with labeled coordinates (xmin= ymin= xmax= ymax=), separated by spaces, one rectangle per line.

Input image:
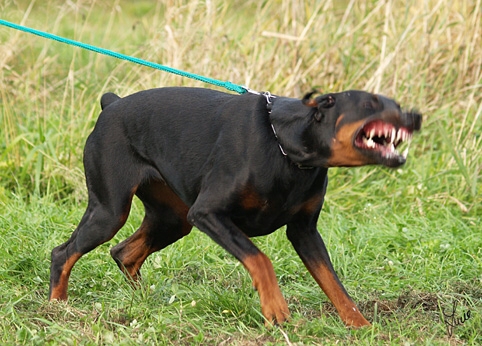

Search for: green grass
xmin=1 ymin=0 xmax=481 ymax=344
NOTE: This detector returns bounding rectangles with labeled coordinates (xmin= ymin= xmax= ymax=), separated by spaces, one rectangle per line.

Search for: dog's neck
xmin=265 ymin=95 xmax=314 ymax=170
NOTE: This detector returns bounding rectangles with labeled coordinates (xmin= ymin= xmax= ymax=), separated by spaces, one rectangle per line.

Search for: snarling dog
xmin=49 ymin=87 xmax=421 ymax=327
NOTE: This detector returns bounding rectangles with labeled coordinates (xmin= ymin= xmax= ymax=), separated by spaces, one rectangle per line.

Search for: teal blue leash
xmin=0 ymin=19 xmax=250 ymax=94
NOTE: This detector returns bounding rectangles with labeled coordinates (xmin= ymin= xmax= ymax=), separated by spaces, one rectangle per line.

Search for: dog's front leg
xmin=287 ymin=222 xmax=371 ymax=328
xmin=188 ymin=208 xmax=289 ymax=325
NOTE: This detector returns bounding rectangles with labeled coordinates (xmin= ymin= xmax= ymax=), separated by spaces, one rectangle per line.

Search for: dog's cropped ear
xmin=302 ymin=91 xmax=336 ymax=122
xmin=301 ymin=90 xmax=319 ymax=108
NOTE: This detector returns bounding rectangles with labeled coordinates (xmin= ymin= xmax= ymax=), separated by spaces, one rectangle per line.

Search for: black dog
xmin=49 ymin=87 xmax=421 ymax=327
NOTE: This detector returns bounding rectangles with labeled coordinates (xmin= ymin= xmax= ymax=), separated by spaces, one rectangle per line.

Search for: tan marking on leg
xmin=112 ymin=181 xmax=192 ymax=282
xmin=114 ymin=228 xmax=150 ymax=282
xmin=242 ymin=253 xmax=290 ymax=325
xmin=148 ymin=181 xmax=191 ymax=235
xmin=305 ymin=259 xmax=370 ymax=327
xmin=49 ymin=252 xmax=82 ymax=301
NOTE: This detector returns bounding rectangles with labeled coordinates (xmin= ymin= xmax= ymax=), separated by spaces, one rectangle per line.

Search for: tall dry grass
xmin=0 ymin=0 xmax=480 ymax=205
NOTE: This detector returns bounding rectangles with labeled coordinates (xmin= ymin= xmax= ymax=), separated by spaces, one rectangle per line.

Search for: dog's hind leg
xmin=110 ymin=180 xmax=192 ymax=282
xmin=49 ymin=138 xmax=142 ymax=301
xmin=49 ymin=187 xmax=136 ymax=301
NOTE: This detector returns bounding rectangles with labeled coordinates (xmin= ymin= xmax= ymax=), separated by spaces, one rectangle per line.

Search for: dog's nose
xmin=403 ymin=111 xmax=422 ymax=131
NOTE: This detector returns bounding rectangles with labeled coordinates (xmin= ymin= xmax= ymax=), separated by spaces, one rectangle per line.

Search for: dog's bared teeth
xmin=402 ymin=147 xmax=409 ymax=159
xmin=390 ymin=129 xmax=396 ymax=143
xmin=369 ymin=129 xmax=375 ymax=139
xmin=401 ymin=130 xmax=411 ymax=142
xmin=363 ymin=136 xmax=376 ymax=148
xmin=396 ymin=130 xmax=402 ymax=142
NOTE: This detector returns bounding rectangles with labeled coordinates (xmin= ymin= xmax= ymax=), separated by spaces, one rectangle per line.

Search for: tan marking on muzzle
xmin=326 ymin=118 xmax=374 ymax=167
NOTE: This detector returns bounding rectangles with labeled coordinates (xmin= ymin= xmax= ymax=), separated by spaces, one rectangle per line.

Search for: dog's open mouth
xmin=354 ymin=120 xmax=414 ymax=167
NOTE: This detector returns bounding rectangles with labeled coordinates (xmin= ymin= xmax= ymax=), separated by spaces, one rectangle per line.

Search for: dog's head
xmin=301 ymin=90 xmax=422 ymax=168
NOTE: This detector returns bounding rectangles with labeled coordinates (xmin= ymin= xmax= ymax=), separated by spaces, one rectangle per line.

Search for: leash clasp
xmin=242 ymin=86 xmax=276 ymax=112
xmin=262 ymin=91 xmax=275 ymax=112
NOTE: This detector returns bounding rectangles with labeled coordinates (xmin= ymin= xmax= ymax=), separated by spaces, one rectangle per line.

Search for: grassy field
xmin=1 ymin=0 xmax=481 ymax=344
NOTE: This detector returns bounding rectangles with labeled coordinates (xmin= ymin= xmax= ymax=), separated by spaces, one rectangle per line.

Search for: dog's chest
xmin=231 ymin=183 xmax=326 ymax=237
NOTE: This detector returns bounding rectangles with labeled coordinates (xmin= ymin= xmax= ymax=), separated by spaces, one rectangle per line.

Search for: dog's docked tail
xmin=100 ymin=92 xmax=121 ymax=110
